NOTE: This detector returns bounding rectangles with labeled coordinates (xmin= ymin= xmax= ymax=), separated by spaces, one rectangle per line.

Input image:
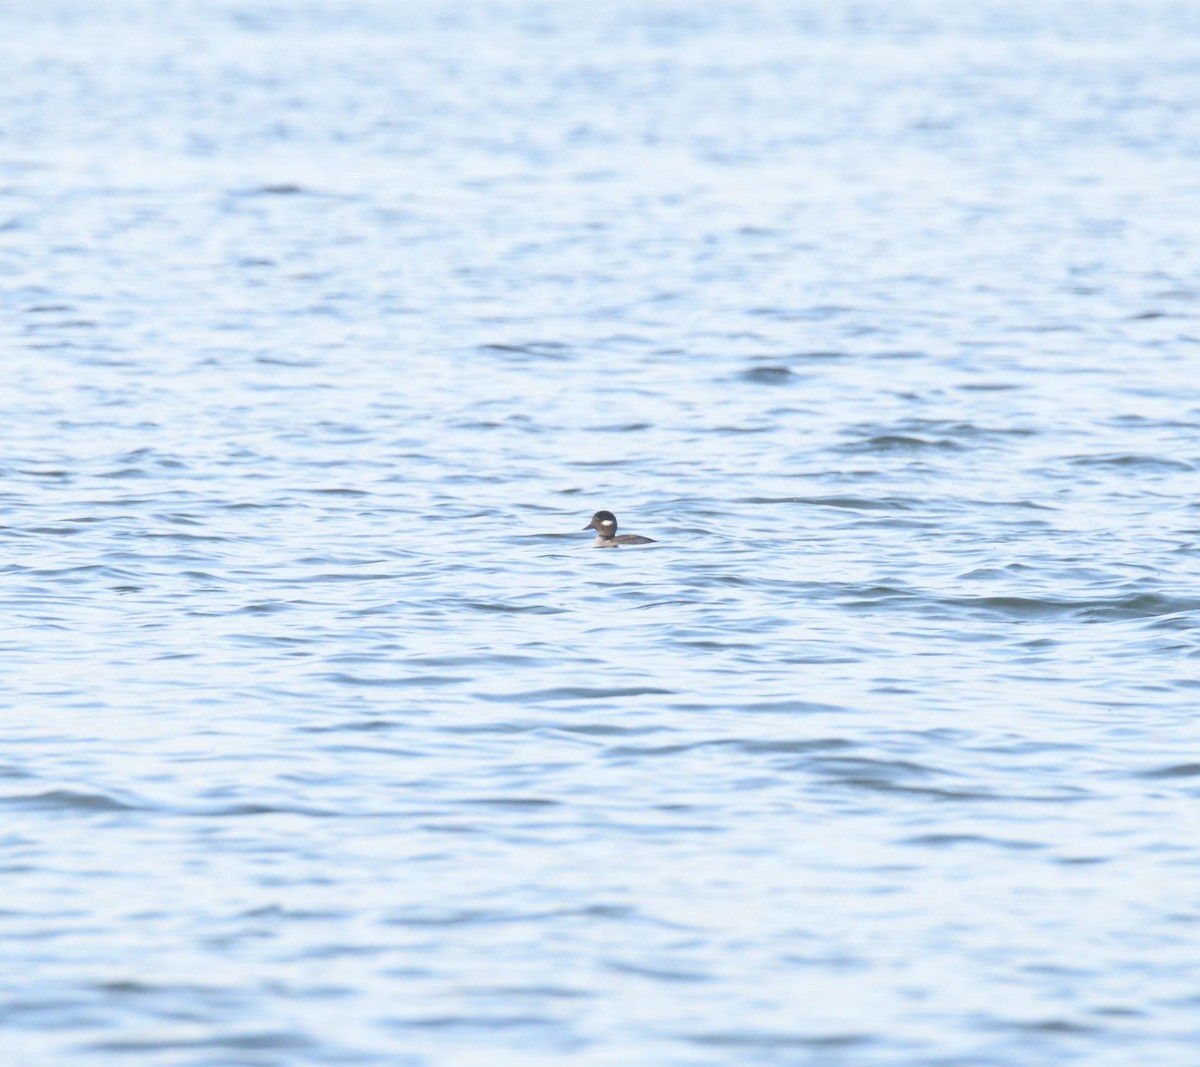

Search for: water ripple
xmin=5 ymin=2 xmax=1200 ymax=1065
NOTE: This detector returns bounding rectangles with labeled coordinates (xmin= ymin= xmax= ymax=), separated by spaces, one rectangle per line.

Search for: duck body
xmin=582 ymin=510 xmax=656 ymax=548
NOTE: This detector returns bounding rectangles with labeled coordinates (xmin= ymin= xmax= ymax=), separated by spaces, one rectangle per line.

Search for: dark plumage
xmin=582 ymin=510 xmax=656 ymax=547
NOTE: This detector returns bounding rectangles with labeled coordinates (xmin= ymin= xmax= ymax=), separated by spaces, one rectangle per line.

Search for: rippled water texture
xmin=3 ymin=1 xmax=1200 ymax=1064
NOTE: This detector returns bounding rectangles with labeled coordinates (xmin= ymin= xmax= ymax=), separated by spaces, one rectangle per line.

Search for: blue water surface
xmin=3 ymin=2 xmax=1200 ymax=1064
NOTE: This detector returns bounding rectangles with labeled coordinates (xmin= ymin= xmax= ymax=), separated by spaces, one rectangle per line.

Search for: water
xmin=3 ymin=1 xmax=1200 ymax=1063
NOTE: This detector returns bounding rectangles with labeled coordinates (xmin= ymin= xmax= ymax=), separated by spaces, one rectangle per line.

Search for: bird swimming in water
xmin=582 ymin=510 xmax=656 ymax=548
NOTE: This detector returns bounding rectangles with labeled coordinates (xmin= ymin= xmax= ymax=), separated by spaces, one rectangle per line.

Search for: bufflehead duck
xmin=583 ymin=510 xmax=656 ymax=548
